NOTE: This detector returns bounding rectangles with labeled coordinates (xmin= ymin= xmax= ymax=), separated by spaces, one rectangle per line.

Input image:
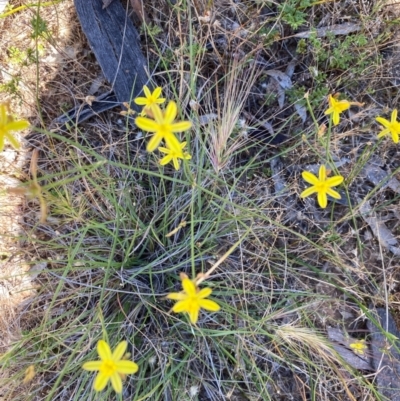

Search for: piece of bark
xmin=75 ymin=0 xmax=147 ymax=105
xmin=367 ymin=307 xmax=400 ymax=401
xmin=55 ymin=0 xmax=148 ymax=125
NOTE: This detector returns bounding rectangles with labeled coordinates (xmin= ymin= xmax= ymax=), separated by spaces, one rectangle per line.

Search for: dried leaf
xmin=294 ymin=23 xmax=361 ymax=39
xmin=264 ymin=70 xmax=292 ymax=90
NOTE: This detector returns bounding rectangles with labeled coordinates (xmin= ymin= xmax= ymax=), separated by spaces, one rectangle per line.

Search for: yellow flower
xmin=167 ymin=274 xmax=220 ymax=324
xmin=376 ymin=109 xmax=400 ymax=143
xmin=300 ymin=165 xmax=344 ymax=208
xmin=82 ymin=340 xmax=138 ymax=393
xmin=159 ymin=141 xmax=191 ymax=170
xmin=324 ymin=94 xmax=351 ymax=126
xmin=349 ymin=339 xmax=367 ymax=355
xmin=0 ymin=103 xmax=29 ymax=152
xmin=134 ymin=85 xmax=166 ymax=116
xmin=135 ymin=101 xmax=192 ymax=153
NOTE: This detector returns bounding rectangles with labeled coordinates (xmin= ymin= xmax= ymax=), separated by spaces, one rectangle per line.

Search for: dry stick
xmin=195 ymin=226 xmax=252 ymax=286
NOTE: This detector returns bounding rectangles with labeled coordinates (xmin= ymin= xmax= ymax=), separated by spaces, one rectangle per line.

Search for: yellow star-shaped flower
xmin=349 ymin=339 xmax=367 ymax=356
xmin=82 ymin=340 xmax=139 ymax=393
xmin=167 ymin=274 xmax=220 ymax=324
xmin=158 ymin=141 xmax=191 ymax=170
xmin=0 ymin=103 xmax=29 ymax=152
xmin=135 ymin=101 xmax=192 ymax=153
xmin=134 ymin=85 xmax=166 ymax=116
xmin=324 ymin=94 xmax=351 ymax=126
xmin=376 ymin=109 xmax=400 ymax=144
xmin=300 ymin=165 xmax=344 ymax=208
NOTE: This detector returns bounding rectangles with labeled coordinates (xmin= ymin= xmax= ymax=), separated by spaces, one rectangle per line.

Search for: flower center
xmin=391 ymin=121 xmax=400 ymax=133
xmin=159 ymin=124 xmax=172 ymax=137
xmin=316 ymin=181 xmax=328 ymax=191
xmin=101 ymin=360 xmax=117 ymax=377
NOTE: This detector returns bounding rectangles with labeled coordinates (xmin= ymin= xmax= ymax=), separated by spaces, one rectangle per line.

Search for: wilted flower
xmin=300 ymin=165 xmax=344 ymax=208
xmin=0 ymin=103 xmax=29 ymax=151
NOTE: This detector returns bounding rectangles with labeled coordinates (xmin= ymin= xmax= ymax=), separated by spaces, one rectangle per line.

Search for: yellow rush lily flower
xmin=300 ymin=165 xmax=344 ymax=208
xmin=82 ymin=340 xmax=138 ymax=393
xmin=134 ymin=85 xmax=166 ymax=116
xmin=158 ymin=141 xmax=191 ymax=170
xmin=376 ymin=109 xmax=400 ymax=143
xmin=135 ymin=101 xmax=192 ymax=153
xmin=324 ymin=94 xmax=351 ymax=126
xmin=167 ymin=274 xmax=220 ymax=324
xmin=349 ymin=339 xmax=367 ymax=356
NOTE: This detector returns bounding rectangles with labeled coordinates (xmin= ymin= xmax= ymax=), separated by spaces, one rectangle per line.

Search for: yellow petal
xmin=319 ymin=165 xmax=326 ymax=181
xmin=377 ymin=129 xmax=390 ymax=138
xmin=376 ymin=117 xmax=391 ymax=128
xmin=317 ymin=191 xmax=328 ymax=208
xmin=300 ymin=186 xmax=317 ymax=198
xmin=167 ymin=292 xmax=187 ymax=300
xmin=135 ymin=117 xmax=159 ymax=132
xmin=134 ymin=97 xmax=148 ymax=106
xmin=197 ymin=287 xmax=212 ymax=299
xmin=336 ymin=101 xmax=350 ymax=112
xmin=153 ymin=87 xmax=162 ymax=99
xmin=6 ymin=120 xmax=29 ymax=131
xmin=198 ymin=299 xmax=220 ymax=312
xmin=112 ymin=341 xmax=127 ymax=361
xmin=164 ymin=101 xmax=177 ymax=124
xmin=152 ymin=103 xmax=164 ymax=124
xmin=392 ymin=131 xmax=399 ymax=143
xmin=332 ymin=111 xmax=340 ymax=126
xmin=182 ymin=278 xmax=196 ymax=296
xmin=325 ymin=175 xmax=343 ymax=187
xmin=97 ymin=340 xmax=112 ymax=360
xmin=82 ymin=361 xmax=102 ymax=371
xmin=302 ymin=171 xmax=319 ymax=185
xmin=93 ymin=371 xmax=109 ymax=392
xmin=146 ymin=133 xmax=163 ymax=152
xmin=5 ymin=133 xmax=20 ymax=149
xmin=164 ymin=133 xmax=182 ymax=153
xmin=324 ymin=107 xmax=334 ymax=115
xmin=0 ymin=135 xmax=5 ymax=152
xmin=115 ymin=360 xmax=139 ymax=374
xmin=143 ymin=85 xmax=151 ymax=98
xmin=172 ymin=299 xmax=190 ymax=313
xmin=155 ymin=98 xmax=166 ymax=104
xmin=170 ymin=121 xmax=192 ymax=132
xmin=326 ymin=188 xmax=341 ymax=199
xmin=159 ymin=154 xmax=173 ymax=166
xmin=158 ymin=146 xmax=169 ymax=154
xmin=172 ymin=157 xmax=180 ymax=170
xmin=392 ymin=109 xmax=398 ymax=123
xmin=110 ymin=372 xmax=123 ymax=393
xmin=189 ymin=306 xmax=199 ymax=324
